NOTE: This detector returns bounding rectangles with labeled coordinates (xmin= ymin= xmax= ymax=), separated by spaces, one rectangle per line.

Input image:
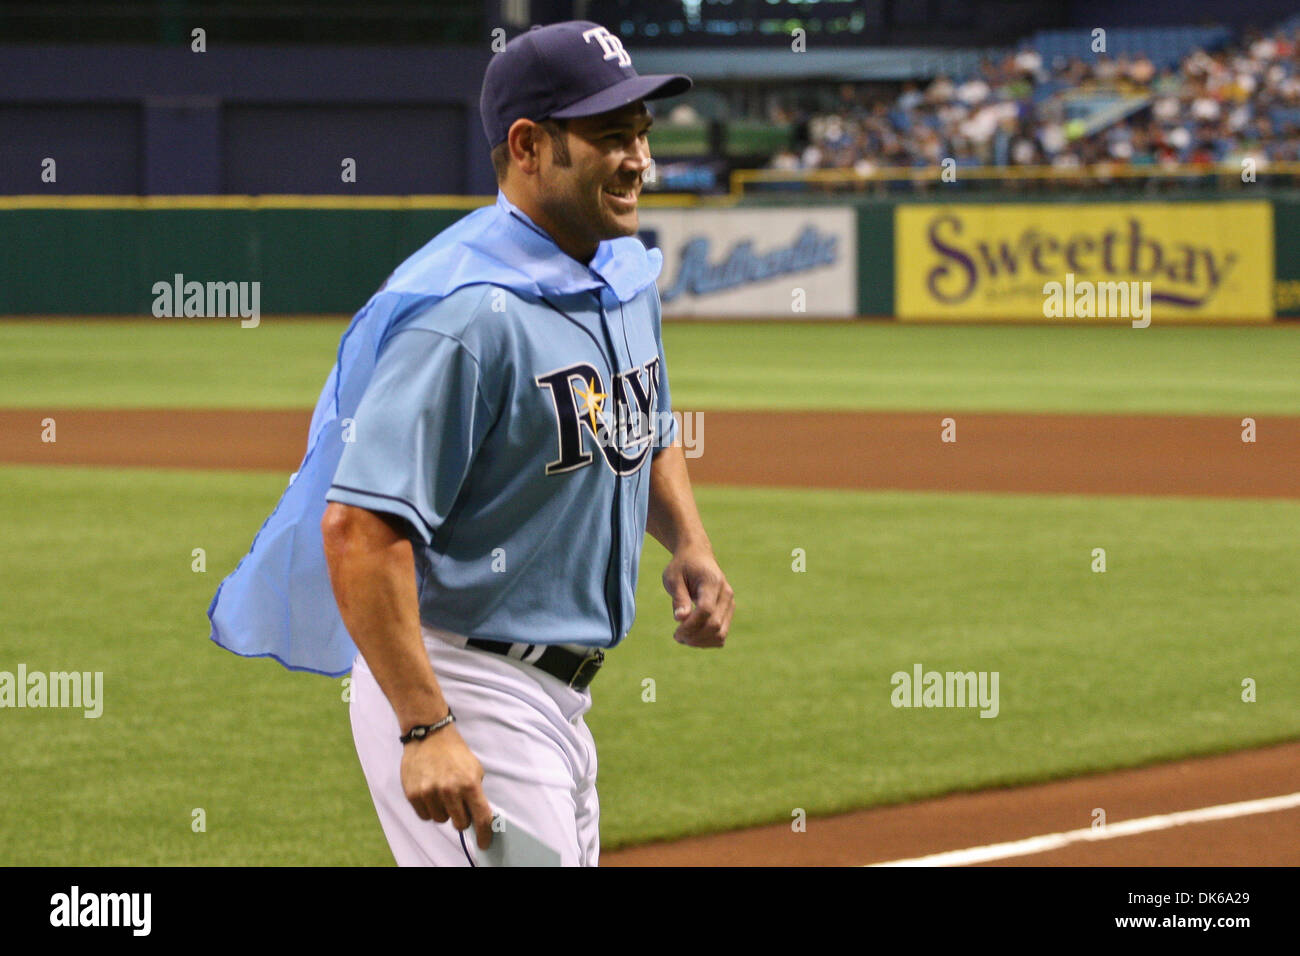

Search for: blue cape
xmin=207 ymin=192 xmax=663 ymax=677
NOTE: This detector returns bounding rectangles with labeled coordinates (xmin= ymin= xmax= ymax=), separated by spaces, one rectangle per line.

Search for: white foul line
xmin=869 ymin=791 xmax=1300 ymax=867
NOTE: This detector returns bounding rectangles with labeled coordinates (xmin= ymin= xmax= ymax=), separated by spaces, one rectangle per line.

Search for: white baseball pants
xmin=349 ymin=625 xmax=600 ymax=866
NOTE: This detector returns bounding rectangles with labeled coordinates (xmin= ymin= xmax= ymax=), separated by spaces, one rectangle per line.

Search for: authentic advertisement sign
xmin=639 ymin=208 xmax=856 ymax=318
xmin=895 ymin=201 xmax=1274 ymax=322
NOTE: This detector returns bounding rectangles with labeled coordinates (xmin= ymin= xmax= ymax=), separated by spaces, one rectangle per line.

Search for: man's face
xmin=536 ymin=101 xmax=653 ymax=259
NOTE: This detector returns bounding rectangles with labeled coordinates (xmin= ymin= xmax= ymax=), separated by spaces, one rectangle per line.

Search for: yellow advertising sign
xmin=895 ymin=202 xmax=1273 ymax=321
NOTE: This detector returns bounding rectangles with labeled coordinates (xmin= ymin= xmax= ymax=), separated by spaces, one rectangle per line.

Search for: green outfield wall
xmin=1 ymin=194 xmax=1296 ymax=318
xmin=0 ymin=204 xmax=471 ymax=315
xmin=1272 ymin=195 xmax=1300 ymax=317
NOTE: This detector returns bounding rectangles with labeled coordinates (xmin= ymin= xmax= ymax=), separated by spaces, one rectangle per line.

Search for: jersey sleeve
xmin=326 ymin=327 xmax=494 ymax=545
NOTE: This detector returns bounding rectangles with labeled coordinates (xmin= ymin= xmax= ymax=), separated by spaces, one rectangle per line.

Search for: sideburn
xmin=539 ymin=120 xmax=572 ymax=167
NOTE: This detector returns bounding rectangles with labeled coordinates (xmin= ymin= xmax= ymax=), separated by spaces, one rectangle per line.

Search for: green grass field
xmin=0 ymin=465 xmax=1296 ymax=863
xmin=1 ymin=320 xmax=1298 ymax=864
xmin=2 ymin=319 xmax=1299 ymax=413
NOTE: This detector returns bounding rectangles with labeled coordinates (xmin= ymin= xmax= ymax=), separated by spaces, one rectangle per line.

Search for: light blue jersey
xmin=208 ymin=191 xmax=673 ymax=675
xmin=328 ymin=201 xmax=674 ymax=648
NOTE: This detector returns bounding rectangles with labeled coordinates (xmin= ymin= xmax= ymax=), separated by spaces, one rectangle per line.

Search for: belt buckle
xmin=568 ymin=648 xmax=605 ymax=689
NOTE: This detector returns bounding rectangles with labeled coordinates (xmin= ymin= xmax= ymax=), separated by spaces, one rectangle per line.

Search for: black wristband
xmin=399 ymin=711 xmax=455 ymax=744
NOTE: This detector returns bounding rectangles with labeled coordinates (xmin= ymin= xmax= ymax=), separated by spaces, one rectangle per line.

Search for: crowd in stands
xmin=767 ymin=27 xmax=1300 ymax=175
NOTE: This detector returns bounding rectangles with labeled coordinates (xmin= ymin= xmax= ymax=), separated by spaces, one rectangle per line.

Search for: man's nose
xmin=625 ymin=138 xmax=652 ymax=173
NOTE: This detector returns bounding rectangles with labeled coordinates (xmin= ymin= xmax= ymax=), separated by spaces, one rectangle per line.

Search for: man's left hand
xmin=662 ymin=545 xmax=734 ymax=648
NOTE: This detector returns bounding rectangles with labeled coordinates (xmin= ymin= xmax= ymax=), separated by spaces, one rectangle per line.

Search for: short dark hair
xmin=492 ymin=118 xmax=570 ymax=183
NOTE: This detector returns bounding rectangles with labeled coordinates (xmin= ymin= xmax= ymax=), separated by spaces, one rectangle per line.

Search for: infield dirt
xmin=2 ymin=408 xmax=1294 ymax=499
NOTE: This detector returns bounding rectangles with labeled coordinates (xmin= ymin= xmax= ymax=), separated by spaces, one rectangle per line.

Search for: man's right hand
xmin=322 ymin=502 xmax=495 ymax=851
xmin=400 ymin=724 xmax=496 ymax=850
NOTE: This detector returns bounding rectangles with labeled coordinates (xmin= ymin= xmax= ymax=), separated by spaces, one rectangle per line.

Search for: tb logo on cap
xmin=582 ymin=26 xmax=632 ymax=67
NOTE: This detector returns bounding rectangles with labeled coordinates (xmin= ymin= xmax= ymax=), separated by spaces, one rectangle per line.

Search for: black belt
xmin=464 ymin=638 xmax=606 ymax=690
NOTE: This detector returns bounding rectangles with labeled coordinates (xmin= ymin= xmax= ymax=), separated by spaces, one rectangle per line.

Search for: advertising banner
xmin=895 ymin=201 xmax=1273 ymax=322
xmin=639 ymin=207 xmax=856 ymax=318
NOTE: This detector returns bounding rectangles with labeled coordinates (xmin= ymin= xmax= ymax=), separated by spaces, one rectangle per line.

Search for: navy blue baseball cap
xmin=481 ymin=21 xmax=692 ymax=149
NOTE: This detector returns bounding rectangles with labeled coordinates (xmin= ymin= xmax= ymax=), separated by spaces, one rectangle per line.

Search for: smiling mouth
xmin=603 ymin=186 xmax=638 ymax=204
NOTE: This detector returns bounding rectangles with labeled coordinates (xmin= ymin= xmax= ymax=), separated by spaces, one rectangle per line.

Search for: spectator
xmin=774 ymin=21 xmax=1300 ymax=183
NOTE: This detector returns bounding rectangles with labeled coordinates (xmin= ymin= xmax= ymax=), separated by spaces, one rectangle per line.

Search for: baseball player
xmin=208 ymin=20 xmax=734 ymax=866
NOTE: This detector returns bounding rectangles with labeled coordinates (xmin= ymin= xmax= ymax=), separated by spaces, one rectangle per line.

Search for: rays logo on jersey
xmin=536 ymin=357 xmax=662 ymax=476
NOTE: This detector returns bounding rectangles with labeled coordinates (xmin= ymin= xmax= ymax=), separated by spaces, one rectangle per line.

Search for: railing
xmin=730 ymin=162 xmax=1300 ymax=198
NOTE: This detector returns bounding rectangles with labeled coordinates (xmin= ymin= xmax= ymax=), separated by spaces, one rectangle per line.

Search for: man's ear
xmin=508 ymin=119 xmax=543 ymax=175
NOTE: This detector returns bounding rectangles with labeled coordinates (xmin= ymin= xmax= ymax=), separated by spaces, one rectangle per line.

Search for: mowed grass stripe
xmin=1 ymin=320 xmax=1298 ymax=414
xmin=0 ymin=319 xmax=344 ymax=410
xmin=1 ymin=464 xmax=1296 ymax=862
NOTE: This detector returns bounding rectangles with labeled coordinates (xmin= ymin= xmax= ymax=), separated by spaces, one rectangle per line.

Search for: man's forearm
xmin=646 ymin=442 xmax=711 ymax=554
xmin=321 ymin=503 xmax=449 ymax=731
